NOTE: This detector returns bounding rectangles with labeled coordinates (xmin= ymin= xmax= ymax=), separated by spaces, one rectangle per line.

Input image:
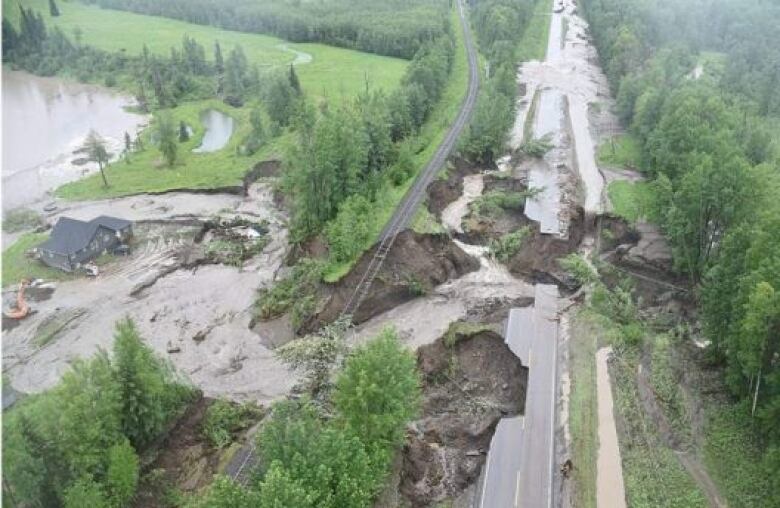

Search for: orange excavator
xmin=4 ymin=279 xmax=30 ymax=320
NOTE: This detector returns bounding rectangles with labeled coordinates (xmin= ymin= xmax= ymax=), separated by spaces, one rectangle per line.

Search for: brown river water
xmin=2 ymin=70 xmax=148 ymax=209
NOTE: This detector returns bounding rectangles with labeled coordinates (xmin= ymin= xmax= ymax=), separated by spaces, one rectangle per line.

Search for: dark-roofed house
xmin=37 ymin=216 xmax=133 ymax=272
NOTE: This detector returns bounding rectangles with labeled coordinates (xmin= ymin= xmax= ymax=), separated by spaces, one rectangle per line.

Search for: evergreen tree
xmin=179 ymin=120 xmax=190 ymax=142
xmin=214 ymin=40 xmax=224 ymax=74
xmin=288 ymin=63 xmax=301 ymax=94
xmin=83 ymin=130 xmax=110 ymax=188
xmin=157 ymin=114 xmax=178 ymax=167
xmin=49 ymin=0 xmax=60 ymax=17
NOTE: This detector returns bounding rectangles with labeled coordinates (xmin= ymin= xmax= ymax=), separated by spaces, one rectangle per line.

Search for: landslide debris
xmin=398 ymin=326 xmax=527 ymax=507
xmin=310 ymin=231 xmax=479 ymax=328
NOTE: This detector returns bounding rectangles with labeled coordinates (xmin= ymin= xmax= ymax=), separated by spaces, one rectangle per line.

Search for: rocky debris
xmin=426 ymin=158 xmax=487 ymax=218
xmin=310 ymin=231 xmax=480 ymax=328
xmin=619 ymin=222 xmax=673 ymax=272
xmin=399 ymin=328 xmax=527 ymax=507
xmin=198 ymin=216 xmax=270 ymax=266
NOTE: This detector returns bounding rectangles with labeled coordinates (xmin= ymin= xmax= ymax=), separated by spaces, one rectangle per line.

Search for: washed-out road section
xmin=478 ymin=284 xmax=559 ymax=508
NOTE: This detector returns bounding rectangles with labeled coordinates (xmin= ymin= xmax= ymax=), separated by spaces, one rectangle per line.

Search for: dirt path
xmin=636 ymin=356 xmax=727 ymax=507
xmin=596 ymin=347 xmax=627 ymax=508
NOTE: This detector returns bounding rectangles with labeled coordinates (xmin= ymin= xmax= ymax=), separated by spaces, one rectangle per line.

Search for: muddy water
xmin=514 ymin=0 xmax=609 ymax=232
xmin=2 ymin=70 xmax=148 ymax=209
xmin=596 ymin=347 xmax=627 ymax=508
xmin=441 ymin=174 xmax=484 ymax=233
xmin=192 ymin=109 xmax=234 ymax=153
xmin=3 ymin=184 xmax=297 ymax=402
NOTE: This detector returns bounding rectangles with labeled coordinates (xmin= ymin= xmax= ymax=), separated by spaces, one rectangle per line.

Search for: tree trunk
xmin=98 ymin=161 xmax=109 ymax=188
xmin=752 ymin=366 xmax=762 ymax=418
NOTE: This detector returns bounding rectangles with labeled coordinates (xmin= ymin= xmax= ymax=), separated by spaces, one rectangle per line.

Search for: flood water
xmin=192 ymin=109 xmax=234 ymax=153
xmin=1 ymin=70 xmax=146 ymax=209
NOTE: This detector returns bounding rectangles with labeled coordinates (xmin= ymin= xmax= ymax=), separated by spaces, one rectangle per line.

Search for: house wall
xmin=39 ymin=250 xmax=73 ymax=272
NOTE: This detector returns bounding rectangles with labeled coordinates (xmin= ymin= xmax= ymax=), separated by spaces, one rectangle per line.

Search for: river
xmin=1 ymin=70 xmax=147 ymax=210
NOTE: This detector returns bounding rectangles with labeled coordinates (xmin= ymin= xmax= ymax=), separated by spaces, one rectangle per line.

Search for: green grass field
xmin=597 ymin=133 xmax=642 ymax=170
xmin=321 ymin=5 xmax=470 ymax=282
xmin=4 ymin=0 xmax=408 ymax=99
xmin=607 ymin=180 xmax=657 ymax=223
xmin=2 ymin=233 xmax=76 ymax=286
xmin=55 ymin=99 xmax=285 ymax=200
xmin=569 ymin=311 xmax=599 ymax=508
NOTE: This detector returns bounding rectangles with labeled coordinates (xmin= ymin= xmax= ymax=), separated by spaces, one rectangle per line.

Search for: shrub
xmin=202 ymin=400 xmax=262 ymax=449
xmin=489 ymin=227 xmax=530 ymax=262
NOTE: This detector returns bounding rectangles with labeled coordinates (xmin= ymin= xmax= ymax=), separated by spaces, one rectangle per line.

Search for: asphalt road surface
xmin=478 ymin=284 xmax=559 ymax=508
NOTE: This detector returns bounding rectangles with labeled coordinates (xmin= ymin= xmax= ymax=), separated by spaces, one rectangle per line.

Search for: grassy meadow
xmin=55 ymin=99 xmax=285 ymax=200
xmin=4 ymin=0 xmax=408 ymax=99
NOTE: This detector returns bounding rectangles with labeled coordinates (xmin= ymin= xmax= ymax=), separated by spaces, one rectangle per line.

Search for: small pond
xmin=192 ymin=109 xmax=234 ymax=153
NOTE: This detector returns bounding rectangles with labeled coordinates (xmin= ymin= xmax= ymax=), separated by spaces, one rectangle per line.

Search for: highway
xmin=478 ymin=284 xmax=560 ymax=508
xmin=341 ymin=0 xmax=480 ymax=318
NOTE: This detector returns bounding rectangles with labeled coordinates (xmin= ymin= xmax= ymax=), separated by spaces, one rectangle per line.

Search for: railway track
xmin=227 ymin=0 xmax=480 ymax=484
xmin=340 ymin=0 xmax=480 ymax=319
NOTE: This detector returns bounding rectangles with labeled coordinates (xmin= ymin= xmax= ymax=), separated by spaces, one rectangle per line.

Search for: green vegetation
xmin=255 ymin=258 xmax=323 ymax=330
xmin=1 ymin=232 xmax=75 ymax=286
xmin=489 ymin=226 xmax=530 ymax=263
xmin=195 ymin=328 xmax=420 ymax=506
xmin=515 ymin=0 xmax=553 ymax=63
xmin=568 ymin=313 xmax=598 ymax=508
xmin=597 ymin=133 xmax=641 ymax=169
xmin=582 ymin=0 xmax=780 ymax=491
xmin=320 ymin=5 xmax=470 ymax=282
xmin=442 ymin=321 xmax=494 ymax=348
xmin=470 ymin=190 xmax=526 ymax=218
xmin=3 ymin=319 xmax=193 ymax=507
xmin=55 ymin=100 xmax=273 ymax=200
xmin=465 ymin=0 xmax=541 ymax=162
xmin=202 ymin=400 xmax=263 ymax=449
xmin=3 ymin=0 xmax=408 ymax=100
xmin=607 ymin=180 xmax=657 ymax=223
xmin=78 ymin=0 xmax=447 ymax=60
xmin=2 ymin=207 xmax=42 ymax=233
xmin=520 ymin=135 xmax=553 ymax=157
xmin=704 ymin=403 xmax=778 ymax=507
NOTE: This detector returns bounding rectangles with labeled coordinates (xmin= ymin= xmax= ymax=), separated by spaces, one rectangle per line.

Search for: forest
xmin=582 ymin=0 xmax=780 ymax=499
xmin=79 ymin=0 xmax=449 ymax=59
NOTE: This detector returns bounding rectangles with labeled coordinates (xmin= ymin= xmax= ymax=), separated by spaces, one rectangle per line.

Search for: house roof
xmin=38 ymin=216 xmax=131 ymax=255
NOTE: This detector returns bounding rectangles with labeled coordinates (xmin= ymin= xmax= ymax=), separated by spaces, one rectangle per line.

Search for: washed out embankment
xmin=396 ymin=327 xmax=528 ymax=507
xmin=308 ymin=231 xmax=480 ymax=329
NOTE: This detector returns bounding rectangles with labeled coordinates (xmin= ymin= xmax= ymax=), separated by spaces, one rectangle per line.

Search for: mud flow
xmin=398 ymin=329 xmax=527 ymax=507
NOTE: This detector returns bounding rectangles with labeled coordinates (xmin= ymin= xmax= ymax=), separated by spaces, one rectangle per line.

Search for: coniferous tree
xmin=49 ymin=0 xmax=60 ymax=17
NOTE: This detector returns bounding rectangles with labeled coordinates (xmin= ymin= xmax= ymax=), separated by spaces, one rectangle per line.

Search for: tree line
xmin=282 ymin=30 xmax=456 ymax=256
xmin=464 ymin=0 xmax=537 ymax=163
xmin=80 ymin=0 xmax=449 ymax=60
xmin=189 ymin=327 xmax=420 ymax=507
xmin=2 ymin=320 xmax=194 ymax=507
xmin=581 ymin=0 xmax=780 ymax=492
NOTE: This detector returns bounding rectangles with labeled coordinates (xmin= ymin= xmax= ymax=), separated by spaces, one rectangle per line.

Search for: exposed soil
xmin=134 ymin=395 xmax=265 ymax=507
xmin=426 ymin=158 xmax=487 ymax=218
xmin=398 ymin=329 xmax=528 ymax=507
xmin=310 ymin=231 xmax=480 ymax=328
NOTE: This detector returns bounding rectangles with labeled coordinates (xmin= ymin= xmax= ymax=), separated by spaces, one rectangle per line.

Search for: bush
xmin=489 ymin=227 xmax=530 ymax=262
xmin=2 ymin=208 xmax=42 ymax=233
xmin=255 ymin=258 xmax=323 ymax=329
xmin=202 ymin=400 xmax=261 ymax=449
xmin=520 ymin=135 xmax=553 ymax=157
xmin=470 ymin=191 xmax=525 ymax=218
